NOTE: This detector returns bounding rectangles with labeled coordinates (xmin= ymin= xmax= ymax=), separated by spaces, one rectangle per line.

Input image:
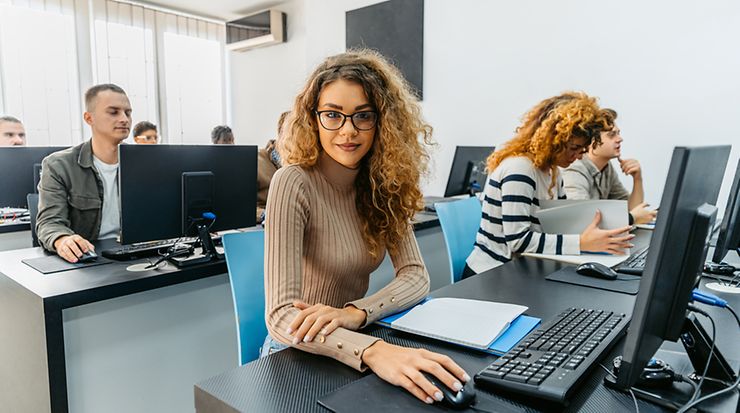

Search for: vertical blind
xmin=0 ymin=0 xmax=226 ymax=145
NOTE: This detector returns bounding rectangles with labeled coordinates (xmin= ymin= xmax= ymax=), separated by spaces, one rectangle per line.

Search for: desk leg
xmin=45 ymin=303 xmax=69 ymax=413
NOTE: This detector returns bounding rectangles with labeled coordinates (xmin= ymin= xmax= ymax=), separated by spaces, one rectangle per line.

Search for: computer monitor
xmin=118 ymin=145 xmax=257 ymax=245
xmin=711 ymin=159 xmax=740 ymax=264
xmin=0 ymin=146 xmax=68 ymax=208
xmin=608 ymin=146 xmax=734 ymax=394
xmin=443 ymin=146 xmax=495 ymax=197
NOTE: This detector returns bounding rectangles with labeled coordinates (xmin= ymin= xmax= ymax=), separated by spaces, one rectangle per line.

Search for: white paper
xmin=391 ymin=298 xmax=527 ymax=349
xmin=536 ymin=200 xmax=628 ymax=233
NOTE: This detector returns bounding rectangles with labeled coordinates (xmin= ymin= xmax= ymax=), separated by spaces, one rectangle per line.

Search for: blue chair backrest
xmin=223 ymin=230 xmax=267 ymax=365
xmin=435 ymin=197 xmax=483 ymax=283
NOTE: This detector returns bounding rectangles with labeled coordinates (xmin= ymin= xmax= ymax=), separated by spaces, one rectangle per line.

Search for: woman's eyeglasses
xmin=315 ymin=110 xmax=378 ymax=131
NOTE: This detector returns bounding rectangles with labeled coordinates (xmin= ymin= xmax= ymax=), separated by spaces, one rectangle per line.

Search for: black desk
xmin=194 ymin=232 xmax=739 ymax=413
xmin=0 ymin=237 xmax=228 ymax=413
xmin=0 ymin=216 xmax=441 ymax=413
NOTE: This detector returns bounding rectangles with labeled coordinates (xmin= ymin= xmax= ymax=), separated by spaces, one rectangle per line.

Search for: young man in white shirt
xmin=562 ymin=109 xmax=657 ymax=225
xmin=36 ymin=84 xmax=132 ymax=263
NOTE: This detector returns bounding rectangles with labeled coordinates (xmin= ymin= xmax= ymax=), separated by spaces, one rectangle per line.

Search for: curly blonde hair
xmin=279 ymin=49 xmax=433 ymax=256
xmin=487 ymin=91 xmax=613 ymax=194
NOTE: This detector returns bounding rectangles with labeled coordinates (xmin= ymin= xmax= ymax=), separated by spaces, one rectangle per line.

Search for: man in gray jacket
xmin=36 ymin=84 xmax=132 ymax=263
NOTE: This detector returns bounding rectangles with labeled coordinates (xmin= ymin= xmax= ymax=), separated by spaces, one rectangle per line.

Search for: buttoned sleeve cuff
xmin=563 ymin=234 xmax=581 ymax=255
xmin=346 ymin=292 xmax=408 ymax=327
xmin=293 ymin=327 xmax=381 ymax=371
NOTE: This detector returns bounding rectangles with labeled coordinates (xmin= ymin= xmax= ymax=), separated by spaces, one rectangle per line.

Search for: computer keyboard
xmin=474 ymin=307 xmax=629 ymax=403
xmin=101 ymin=237 xmax=197 ymax=261
xmin=613 ymin=246 xmax=649 ymax=275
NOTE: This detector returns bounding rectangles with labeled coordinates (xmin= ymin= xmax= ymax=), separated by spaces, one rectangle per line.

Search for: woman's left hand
xmin=287 ymin=300 xmax=367 ymax=344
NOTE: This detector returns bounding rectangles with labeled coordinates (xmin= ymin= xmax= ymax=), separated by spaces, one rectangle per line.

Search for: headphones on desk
xmin=612 ymin=356 xmax=676 ymax=388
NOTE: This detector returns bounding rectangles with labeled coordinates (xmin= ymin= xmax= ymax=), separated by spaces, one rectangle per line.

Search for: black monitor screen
xmin=119 ymin=145 xmax=257 ymax=244
xmin=712 ymin=159 xmax=740 ymax=263
xmin=444 ymin=146 xmax=495 ymax=197
xmin=615 ymin=145 xmax=730 ymax=389
xmin=0 ymin=146 xmax=68 ymax=208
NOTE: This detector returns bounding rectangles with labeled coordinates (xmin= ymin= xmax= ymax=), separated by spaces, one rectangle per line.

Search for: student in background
xmin=0 ymin=115 xmax=26 ymax=146
xmin=132 ymin=121 xmax=158 ymax=144
xmin=464 ymin=92 xmax=634 ymax=277
xmin=256 ymin=111 xmax=289 ymax=222
xmin=36 ymin=84 xmax=131 ymax=263
xmin=264 ymin=50 xmax=469 ymax=405
xmin=562 ymin=109 xmax=656 ymax=225
xmin=211 ymin=125 xmax=234 ymax=144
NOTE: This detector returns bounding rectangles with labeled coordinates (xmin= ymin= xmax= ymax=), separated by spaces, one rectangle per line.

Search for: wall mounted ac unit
xmin=226 ymin=9 xmax=286 ymax=52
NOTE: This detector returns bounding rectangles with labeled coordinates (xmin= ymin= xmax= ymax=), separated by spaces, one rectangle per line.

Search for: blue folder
xmin=376 ymin=298 xmax=541 ymax=356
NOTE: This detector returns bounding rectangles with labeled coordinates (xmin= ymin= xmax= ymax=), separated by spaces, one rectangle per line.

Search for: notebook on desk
xmin=377 ymin=297 xmax=540 ymax=355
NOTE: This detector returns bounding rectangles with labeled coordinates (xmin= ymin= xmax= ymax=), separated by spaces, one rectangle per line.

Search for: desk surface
xmin=195 ymin=231 xmax=740 ymax=413
xmin=0 ymin=213 xmax=438 ymax=308
xmin=0 ymin=237 xmax=227 ymax=308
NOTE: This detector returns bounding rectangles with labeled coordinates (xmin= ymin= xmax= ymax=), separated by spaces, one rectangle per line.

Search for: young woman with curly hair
xmin=263 ymin=50 xmax=469 ymax=405
xmin=463 ymin=92 xmax=635 ymax=277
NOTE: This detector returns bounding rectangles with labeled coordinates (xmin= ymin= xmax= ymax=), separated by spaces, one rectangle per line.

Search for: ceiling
xmin=138 ymin=0 xmax=280 ymax=21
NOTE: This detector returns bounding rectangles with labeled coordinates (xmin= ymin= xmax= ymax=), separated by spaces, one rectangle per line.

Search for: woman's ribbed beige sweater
xmin=264 ymin=152 xmax=430 ymax=370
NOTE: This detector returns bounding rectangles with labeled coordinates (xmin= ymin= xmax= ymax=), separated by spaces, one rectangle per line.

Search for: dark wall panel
xmin=346 ymin=0 xmax=424 ymax=99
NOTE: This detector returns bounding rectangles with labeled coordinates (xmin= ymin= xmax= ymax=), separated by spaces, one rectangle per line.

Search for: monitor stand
xmin=604 ymin=313 xmax=737 ymax=410
xmin=169 ymin=222 xmax=223 ymax=268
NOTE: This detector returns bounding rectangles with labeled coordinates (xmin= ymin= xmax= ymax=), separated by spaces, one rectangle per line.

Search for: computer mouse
xmin=575 ymin=262 xmax=618 ymax=280
xmin=78 ymin=250 xmax=98 ymax=263
xmin=422 ymin=372 xmax=476 ymax=410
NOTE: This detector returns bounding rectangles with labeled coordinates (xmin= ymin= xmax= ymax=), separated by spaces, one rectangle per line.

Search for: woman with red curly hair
xmin=464 ymin=92 xmax=635 ymax=277
xmin=263 ymin=49 xmax=469 ymax=405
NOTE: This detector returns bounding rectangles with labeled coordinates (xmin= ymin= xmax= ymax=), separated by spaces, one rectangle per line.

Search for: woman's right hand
xmin=362 ymin=341 xmax=470 ymax=404
xmin=580 ymin=210 xmax=634 ymax=254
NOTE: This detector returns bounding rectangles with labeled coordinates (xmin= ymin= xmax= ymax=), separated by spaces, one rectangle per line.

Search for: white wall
xmin=228 ymin=0 xmax=307 ymax=146
xmin=230 ymin=0 xmax=740 ymax=211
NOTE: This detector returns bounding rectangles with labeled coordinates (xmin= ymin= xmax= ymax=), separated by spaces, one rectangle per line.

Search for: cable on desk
xmin=599 ymin=363 xmax=640 ymax=413
xmin=676 ymin=374 xmax=740 ymax=412
xmin=727 ymin=305 xmax=740 ymax=327
xmin=677 ymin=306 xmax=716 ymax=413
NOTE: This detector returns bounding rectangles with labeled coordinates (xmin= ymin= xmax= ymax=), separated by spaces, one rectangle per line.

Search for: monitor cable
xmin=598 ymin=363 xmax=640 ymax=413
xmin=677 ymin=305 xmax=716 ymax=413
xmin=145 ymin=213 xmax=217 ymax=269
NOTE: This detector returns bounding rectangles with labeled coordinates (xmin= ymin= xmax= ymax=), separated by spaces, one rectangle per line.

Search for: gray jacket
xmin=36 ymin=140 xmax=105 ymax=251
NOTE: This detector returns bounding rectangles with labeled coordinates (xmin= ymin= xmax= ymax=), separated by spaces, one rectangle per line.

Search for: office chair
xmin=26 ymin=193 xmax=40 ymax=248
xmin=435 ymin=196 xmax=482 ymax=283
xmin=222 ymin=230 xmax=268 ymax=365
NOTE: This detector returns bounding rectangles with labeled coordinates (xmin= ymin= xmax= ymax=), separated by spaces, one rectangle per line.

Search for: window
xmin=0 ymin=3 xmax=82 ymax=146
xmin=0 ymin=0 xmax=227 ymax=145
xmin=163 ymin=32 xmax=224 ymax=144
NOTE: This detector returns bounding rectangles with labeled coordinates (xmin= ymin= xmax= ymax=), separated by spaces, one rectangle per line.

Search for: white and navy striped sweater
xmin=466 ymin=156 xmax=581 ymax=273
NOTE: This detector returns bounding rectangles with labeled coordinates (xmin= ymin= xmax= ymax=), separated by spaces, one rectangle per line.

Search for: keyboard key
xmin=504 ymin=374 xmax=528 ymax=383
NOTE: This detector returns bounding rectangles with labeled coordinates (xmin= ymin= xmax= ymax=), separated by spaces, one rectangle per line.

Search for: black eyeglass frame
xmin=314 ymin=110 xmax=378 ymax=131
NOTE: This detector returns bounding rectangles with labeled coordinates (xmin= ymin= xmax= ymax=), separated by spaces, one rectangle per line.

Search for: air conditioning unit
xmin=226 ymin=9 xmax=286 ymax=52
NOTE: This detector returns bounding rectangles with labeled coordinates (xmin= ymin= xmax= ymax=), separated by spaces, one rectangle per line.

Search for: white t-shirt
xmin=92 ymin=156 xmax=121 ymax=240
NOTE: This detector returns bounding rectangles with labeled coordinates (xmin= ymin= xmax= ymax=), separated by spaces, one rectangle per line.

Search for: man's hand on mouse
xmin=286 ymin=300 xmax=366 ymax=344
xmin=361 ymin=341 xmax=470 ymax=404
xmin=54 ymin=234 xmax=95 ymax=263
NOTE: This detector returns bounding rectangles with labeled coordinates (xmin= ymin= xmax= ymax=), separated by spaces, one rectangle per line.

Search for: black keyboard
xmin=614 ymin=246 xmax=649 ymax=275
xmin=474 ymin=307 xmax=629 ymax=403
xmin=101 ymin=238 xmax=196 ymax=261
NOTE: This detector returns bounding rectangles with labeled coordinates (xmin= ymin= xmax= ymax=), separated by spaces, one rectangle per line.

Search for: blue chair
xmin=222 ymin=230 xmax=268 ymax=365
xmin=435 ymin=197 xmax=483 ymax=283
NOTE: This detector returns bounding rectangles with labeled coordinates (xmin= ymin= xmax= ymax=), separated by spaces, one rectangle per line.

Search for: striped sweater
xmin=466 ymin=156 xmax=581 ymax=273
xmin=264 ymin=151 xmax=430 ymax=370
